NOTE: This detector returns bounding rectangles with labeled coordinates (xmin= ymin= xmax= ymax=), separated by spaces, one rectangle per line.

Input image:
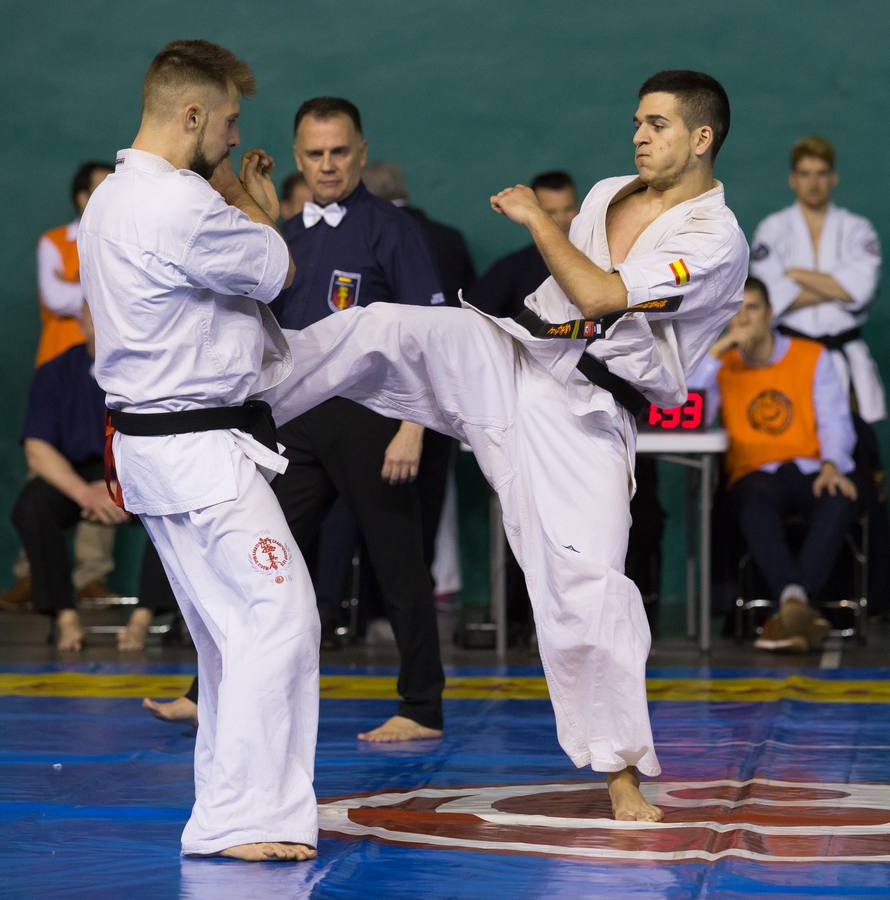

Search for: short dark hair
xmin=279 ymin=171 xmax=306 ymax=200
xmin=638 ymin=70 xmax=730 ymax=160
xmin=293 ymin=97 xmax=363 ymax=138
xmin=744 ymin=275 xmax=770 ymax=306
xmin=530 ymin=171 xmax=575 ymax=193
xmin=142 ymin=40 xmax=256 ymax=118
xmin=71 ymin=161 xmax=113 ymax=209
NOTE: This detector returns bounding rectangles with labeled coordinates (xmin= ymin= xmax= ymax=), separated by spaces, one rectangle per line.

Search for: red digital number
xmin=660 ymin=405 xmax=682 ymax=429
xmin=648 ymin=404 xmax=662 ymax=426
xmin=681 ymin=392 xmax=703 ymax=429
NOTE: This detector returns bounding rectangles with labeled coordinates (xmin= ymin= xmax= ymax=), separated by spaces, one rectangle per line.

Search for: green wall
xmin=2 ymin=2 xmax=888 ymax=611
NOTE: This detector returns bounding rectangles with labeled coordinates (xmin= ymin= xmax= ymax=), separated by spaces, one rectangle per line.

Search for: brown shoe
xmin=780 ymin=598 xmax=830 ymax=648
xmin=0 ymin=576 xmax=31 ymax=612
xmin=77 ymin=580 xmax=120 ymax=601
xmin=754 ymin=613 xmax=809 ymax=653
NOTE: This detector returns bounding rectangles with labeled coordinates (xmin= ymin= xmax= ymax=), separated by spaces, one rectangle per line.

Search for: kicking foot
xmin=358 ymin=715 xmax=443 ymax=743
xmin=607 ymin=768 xmax=663 ymax=822
xmin=217 ymin=842 xmax=317 ymax=862
xmin=56 ymin=610 xmax=84 ymax=652
xmin=118 ymin=607 xmax=153 ymax=651
xmin=142 ymin=696 xmax=198 ymax=728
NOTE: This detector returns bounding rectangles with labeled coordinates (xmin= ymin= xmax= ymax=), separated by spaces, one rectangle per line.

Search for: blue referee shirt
xmin=21 ymin=343 xmax=105 ymax=464
xmin=271 ymin=182 xmax=445 ymax=329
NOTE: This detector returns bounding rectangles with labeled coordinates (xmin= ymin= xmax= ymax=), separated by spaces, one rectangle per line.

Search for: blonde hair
xmin=142 ymin=40 xmax=255 ymax=118
xmin=790 ymin=136 xmax=835 ymax=170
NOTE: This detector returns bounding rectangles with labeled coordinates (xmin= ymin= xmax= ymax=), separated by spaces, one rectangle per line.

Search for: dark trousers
xmin=730 ymin=463 xmax=857 ymax=602
xmin=274 ymin=398 xmax=444 ymax=729
xmin=312 ymin=428 xmax=454 ymax=633
xmin=11 ymin=459 xmax=176 ymax=616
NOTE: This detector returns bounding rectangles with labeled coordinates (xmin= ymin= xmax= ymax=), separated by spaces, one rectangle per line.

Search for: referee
xmin=270 ymin=97 xmax=446 ymax=742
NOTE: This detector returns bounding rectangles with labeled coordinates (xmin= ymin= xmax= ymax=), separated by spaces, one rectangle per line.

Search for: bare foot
xmin=118 ymin=607 xmax=153 ymax=651
xmin=143 ymin=696 xmax=198 ymax=728
xmin=57 ymin=610 xmax=84 ymax=652
xmin=606 ymin=768 xmax=663 ymax=822
xmin=357 ymin=715 xmax=443 ymax=743
xmin=217 ymin=842 xmax=317 ymax=862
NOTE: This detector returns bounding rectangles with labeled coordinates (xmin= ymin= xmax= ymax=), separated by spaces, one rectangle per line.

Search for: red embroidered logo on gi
xmin=250 ymin=536 xmax=290 ymax=572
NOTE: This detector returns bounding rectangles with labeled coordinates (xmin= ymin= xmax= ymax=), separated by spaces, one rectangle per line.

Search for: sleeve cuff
xmin=615 ymin=262 xmax=650 ymax=307
xmin=247 ymin=227 xmax=290 ymax=303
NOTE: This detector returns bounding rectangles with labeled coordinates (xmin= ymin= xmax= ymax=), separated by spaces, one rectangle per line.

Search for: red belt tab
xmin=104 ymin=411 xmax=126 ymax=509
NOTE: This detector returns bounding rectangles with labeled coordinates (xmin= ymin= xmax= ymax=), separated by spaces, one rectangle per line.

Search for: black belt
xmin=107 ymin=400 xmax=278 ymax=452
xmin=513 ymin=309 xmax=647 ymax=416
xmin=777 ymin=324 xmax=862 ymax=352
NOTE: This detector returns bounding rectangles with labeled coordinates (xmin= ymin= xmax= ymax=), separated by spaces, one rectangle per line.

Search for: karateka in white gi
xmin=263 ymin=70 xmax=749 ymax=821
xmin=79 ymin=41 xmax=319 ymax=862
xmin=751 ymin=135 xmax=884 ymax=423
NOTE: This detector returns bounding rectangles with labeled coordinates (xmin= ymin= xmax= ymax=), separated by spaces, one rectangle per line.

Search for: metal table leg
xmin=699 ymin=453 xmax=713 ymax=653
xmin=686 ymin=466 xmax=697 ymax=640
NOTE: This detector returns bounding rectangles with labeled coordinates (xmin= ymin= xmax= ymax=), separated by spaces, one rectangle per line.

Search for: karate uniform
xmin=751 ymin=203 xmax=884 ymax=422
xmin=262 ymin=175 xmax=749 ymax=776
xmin=78 ymin=149 xmax=320 ymax=854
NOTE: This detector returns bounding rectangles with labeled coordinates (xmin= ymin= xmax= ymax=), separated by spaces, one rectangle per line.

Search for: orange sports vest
xmin=35 ymin=224 xmax=85 ymax=367
xmin=717 ymin=337 xmax=823 ymax=486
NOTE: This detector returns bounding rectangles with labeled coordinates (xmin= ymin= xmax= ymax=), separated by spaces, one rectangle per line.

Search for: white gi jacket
xmin=78 ymin=148 xmax=293 ymax=515
xmin=469 ymin=176 xmax=749 ymax=417
xmin=751 ymin=203 xmax=884 ymax=422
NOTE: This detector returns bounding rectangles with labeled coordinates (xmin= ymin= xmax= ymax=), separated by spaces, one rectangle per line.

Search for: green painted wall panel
xmin=2 ymin=2 xmax=888 ymax=617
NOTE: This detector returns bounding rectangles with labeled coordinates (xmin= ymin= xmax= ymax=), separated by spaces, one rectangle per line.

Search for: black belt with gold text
xmin=512 ymin=308 xmax=647 ymax=417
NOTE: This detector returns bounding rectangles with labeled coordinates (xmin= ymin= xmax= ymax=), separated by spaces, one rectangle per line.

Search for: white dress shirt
xmin=78 ymin=148 xmax=292 ymax=514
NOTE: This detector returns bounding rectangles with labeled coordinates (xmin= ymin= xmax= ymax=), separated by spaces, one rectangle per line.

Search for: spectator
xmin=751 ymin=136 xmax=883 ymax=421
xmin=279 ymin=171 xmax=313 ymax=222
xmin=1 ymin=162 xmax=117 ymax=614
xmin=695 ymin=276 xmax=858 ymax=653
xmin=751 ymin=136 xmax=888 ymax=615
xmin=11 ymin=303 xmax=176 ymax=651
xmin=469 ymin=170 xmax=578 ymax=317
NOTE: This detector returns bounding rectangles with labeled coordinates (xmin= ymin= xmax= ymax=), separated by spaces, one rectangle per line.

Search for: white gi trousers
xmin=263 ymin=303 xmax=660 ymax=776
xmin=140 ymin=448 xmax=321 ymax=854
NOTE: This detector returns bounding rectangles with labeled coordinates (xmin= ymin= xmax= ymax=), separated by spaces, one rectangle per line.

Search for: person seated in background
xmin=11 ymin=302 xmax=176 ymax=651
xmin=278 ymin=171 xmax=313 ymax=222
xmin=468 ymin=170 xmax=578 ymax=317
xmin=1 ymin=161 xmax=117 ymax=613
xmin=694 ymin=276 xmax=858 ymax=652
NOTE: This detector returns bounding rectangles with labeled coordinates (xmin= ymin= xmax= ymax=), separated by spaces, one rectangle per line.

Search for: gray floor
xmin=2 ymin=603 xmax=886 ymax=670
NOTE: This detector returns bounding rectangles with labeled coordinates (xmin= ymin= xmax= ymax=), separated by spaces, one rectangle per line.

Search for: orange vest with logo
xmin=36 ymin=225 xmax=85 ymax=367
xmin=717 ymin=337 xmax=823 ymax=486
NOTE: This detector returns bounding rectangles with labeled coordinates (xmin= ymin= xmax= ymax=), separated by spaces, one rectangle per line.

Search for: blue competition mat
xmin=1 ymin=666 xmax=889 ymax=898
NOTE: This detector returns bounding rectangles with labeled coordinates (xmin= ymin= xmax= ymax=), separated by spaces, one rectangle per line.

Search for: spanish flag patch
xmin=668 ymin=258 xmax=690 ymax=286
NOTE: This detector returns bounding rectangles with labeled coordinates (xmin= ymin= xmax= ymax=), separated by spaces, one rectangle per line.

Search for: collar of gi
xmin=114 ymin=148 xmax=177 ymax=175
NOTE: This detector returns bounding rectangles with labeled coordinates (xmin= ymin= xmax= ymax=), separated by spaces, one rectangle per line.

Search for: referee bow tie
xmin=302 ymin=202 xmax=347 ymax=228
